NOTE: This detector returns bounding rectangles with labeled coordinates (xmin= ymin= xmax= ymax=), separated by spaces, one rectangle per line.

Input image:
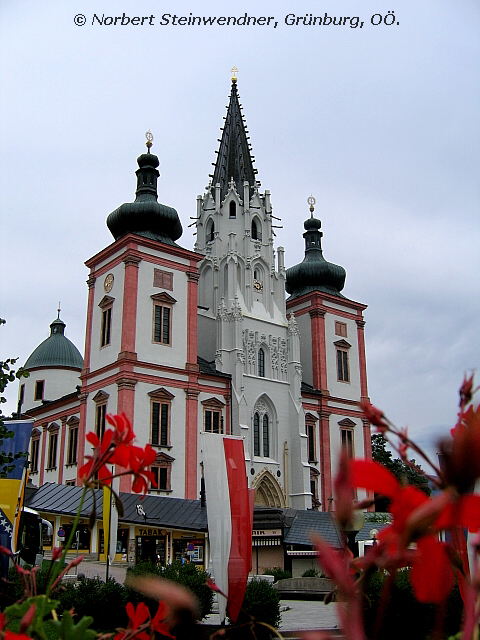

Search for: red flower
xmin=114 ymin=602 xmax=150 ymax=640
xmin=349 ymin=458 xmax=480 ymax=603
xmin=106 ymin=413 xmax=136 ymax=445
xmin=79 ymin=429 xmax=115 ymax=485
xmin=443 ymin=403 xmax=480 ymax=493
xmin=119 ymin=444 xmax=158 ymax=494
xmin=360 ymin=400 xmax=389 ymax=433
xmin=151 ymin=602 xmax=175 ymax=639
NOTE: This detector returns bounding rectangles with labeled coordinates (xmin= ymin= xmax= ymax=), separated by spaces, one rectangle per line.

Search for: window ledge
xmin=150 ymin=444 xmax=172 ymax=450
xmin=149 ymin=489 xmax=173 ymax=494
xmin=65 ymin=462 xmax=77 ymax=467
xmin=45 ymin=467 xmax=57 ymax=472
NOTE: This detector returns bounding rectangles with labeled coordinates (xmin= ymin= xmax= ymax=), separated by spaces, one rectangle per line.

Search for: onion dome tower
xmin=107 ymin=132 xmax=183 ymax=244
xmin=286 ymin=198 xmax=346 ymax=299
xmin=19 ymin=311 xmax=83 ymax=411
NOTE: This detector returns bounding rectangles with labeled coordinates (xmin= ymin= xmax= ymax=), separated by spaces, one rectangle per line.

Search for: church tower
xmin=195 ymin=74 xmax=312 ymax=509
xmin=79 ymin=136 xmax=209 ymax=497
xmin=286 ymin=199 xmax=370 ymax=509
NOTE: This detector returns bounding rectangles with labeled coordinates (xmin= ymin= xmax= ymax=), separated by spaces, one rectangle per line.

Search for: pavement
xmin=72 ymin=560 xmax=340 ymax=634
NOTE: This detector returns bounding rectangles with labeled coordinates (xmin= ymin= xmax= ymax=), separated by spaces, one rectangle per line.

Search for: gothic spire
xmin=210 ymin=72 xmax=257 ymax=199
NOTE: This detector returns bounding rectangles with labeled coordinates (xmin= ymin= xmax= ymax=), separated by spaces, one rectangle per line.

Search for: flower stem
xmin=46 ymin=484 xmax=87 ymax=595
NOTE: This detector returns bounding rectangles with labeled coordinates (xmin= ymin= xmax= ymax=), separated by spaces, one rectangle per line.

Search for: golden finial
xmin=307 ymin=195 xmax=316 ymax=216
xmin=145 ymin=130 xmax=153 ymax=151
xmin=231 ymin=66 xmax=238 ymax=83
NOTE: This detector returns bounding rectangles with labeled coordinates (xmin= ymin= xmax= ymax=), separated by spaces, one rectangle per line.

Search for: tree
xmin=0 ymin=318 xmax=29 ymax=477
xmin=371 ymin=433 xmax=430 ymax=510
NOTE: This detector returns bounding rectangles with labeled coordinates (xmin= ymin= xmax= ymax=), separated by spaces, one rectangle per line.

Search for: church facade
xmin=17 ymin=77 xmax=371 ymax=512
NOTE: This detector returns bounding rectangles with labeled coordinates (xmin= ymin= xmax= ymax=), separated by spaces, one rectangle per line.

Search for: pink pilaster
xmin=319 ymin=411 xmax=332 ymax=510
xmin=116 ymin=377 xmax=137 ymax=492
xmin=186 ymin=271 xmax=200 ymax=370
xmin=310 ymin=308 xmax=327 ymax=392
xmin=57 ymin=416 xmax=67 ymax=484
xmin=120 ymin=256 xmax=141 ymax=357
xmin=184 ymin=389 xmax=199 ymax=499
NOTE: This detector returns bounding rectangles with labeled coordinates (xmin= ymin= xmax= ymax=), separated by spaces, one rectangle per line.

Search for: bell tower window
xmin=206 ymin=219 xmax=215 ymax=243
xmin=251 ymin=218 xmax=262 ymax=240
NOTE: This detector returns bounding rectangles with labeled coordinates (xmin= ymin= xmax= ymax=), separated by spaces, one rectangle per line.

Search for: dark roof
xmin=119 ymin=492 xmax=207 ymax=531
xmin=283 ymin=510 xmax=343 ymax=548
xmin=197 ymin=356 xmax=231 ymax=378
xmin=24 ymin=317 xmax=83 ymax=370
xmin=286 ymin=215 xmax=346 ymax=300
xmin=26 ymin=483 xmax=208 ymax=531
xmin=27 ymin=483 xmax=103 ymax=518
xmin=106 ymin=148 xmax=182 ymax=245
xmin=211 ymin=79 xmax=257 ymax=200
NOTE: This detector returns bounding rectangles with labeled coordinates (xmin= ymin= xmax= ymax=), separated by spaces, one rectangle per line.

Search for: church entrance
xmin=253 ymin=471 xmax=285 ymax=508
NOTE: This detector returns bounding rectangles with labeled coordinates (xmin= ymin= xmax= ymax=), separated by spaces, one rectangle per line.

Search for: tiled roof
xmin=27 ymin=483 xmax=102 ymax=518
xmin=197 ymin=357 xmax=230 ymax=378
xmin=283 ymin=510 xmax=343 ymax=548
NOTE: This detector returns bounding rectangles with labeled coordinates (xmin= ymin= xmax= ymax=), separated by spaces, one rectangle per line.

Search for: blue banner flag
xmin=1 ymin=419 xmax=34 ymax=479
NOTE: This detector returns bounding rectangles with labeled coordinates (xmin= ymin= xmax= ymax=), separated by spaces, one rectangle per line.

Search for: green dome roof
xmin=286 ymin=215 xmax=346 ymax=299
xmin=24 ymin=317 xmax=83 ymax=370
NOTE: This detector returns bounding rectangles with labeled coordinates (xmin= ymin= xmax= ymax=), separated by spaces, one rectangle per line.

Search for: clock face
xmin=253 ymin=280 xmax=263 ymax=291
xmin=104 ymin=273 xmax=114 ymax=293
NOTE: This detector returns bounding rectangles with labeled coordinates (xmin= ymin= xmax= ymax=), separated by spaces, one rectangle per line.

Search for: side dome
xmin=106 ymin=146 xmax=183 ymax=245
xmin=24 ymin=317 xmax=83 ymax=370
xmin=286 ymin=214 xmax=346 ymax=299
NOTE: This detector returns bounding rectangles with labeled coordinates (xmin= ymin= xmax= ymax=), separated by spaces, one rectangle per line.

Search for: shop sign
xmin=253 ymin=529 xmax=281 ymax=537
xmin=137 ymin=528 xmax=163 ymax=537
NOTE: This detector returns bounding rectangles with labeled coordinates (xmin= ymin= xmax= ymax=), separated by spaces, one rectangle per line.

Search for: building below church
xmin=16 ymin=75 xmax=372 ymax=517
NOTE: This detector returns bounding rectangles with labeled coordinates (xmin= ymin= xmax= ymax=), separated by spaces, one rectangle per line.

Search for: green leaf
xmin=51 ymin=611 xmax=97 ymax=640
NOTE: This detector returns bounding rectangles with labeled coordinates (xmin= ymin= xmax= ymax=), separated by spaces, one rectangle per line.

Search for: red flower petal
xmin=350 ymin=459 xmax=400 ymax=498
xmin=436 ymin=494 xmax=480 ymax=532
xmin=111 ymin=444 xmax=131 ymax=468
xmin=390 ymin=486 xmax=429 ymax=531
xmin=410 ymin=537 xmax=455 ymax=603
xmin=86 ymin=432 xmax=100 ymax=447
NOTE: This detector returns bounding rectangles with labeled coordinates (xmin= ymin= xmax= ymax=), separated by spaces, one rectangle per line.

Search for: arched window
xmin=258 ymin=348 xmax=265 ymax=377
xmin=262 ymin=414 xmax=270 ymax=457
xmin=206 ymin=219 xmax=215 ymax=243
xmin=251 ymin=218 xmax=262 ymax=240
xmin=253 ymin=413 xmax=260 ymax=456
xmin=229 ymin=201 xmax=236 ymax=218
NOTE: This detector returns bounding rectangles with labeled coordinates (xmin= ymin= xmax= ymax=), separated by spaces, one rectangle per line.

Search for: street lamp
xmin=369 ymin=528 xmax=379 ymax=547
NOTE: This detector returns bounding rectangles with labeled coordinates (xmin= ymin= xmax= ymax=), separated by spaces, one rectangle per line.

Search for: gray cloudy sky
xmin=1 ymin=0 xmax=479 ymax=465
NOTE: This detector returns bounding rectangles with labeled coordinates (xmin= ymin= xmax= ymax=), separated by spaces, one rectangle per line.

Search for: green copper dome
xmin=286 ymin=214 xmax=346 ymax=299
xmin=107 ymin=146 xmax=182 ymax=245
xmin=24 ymin=317 xmax=83 ymax=370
